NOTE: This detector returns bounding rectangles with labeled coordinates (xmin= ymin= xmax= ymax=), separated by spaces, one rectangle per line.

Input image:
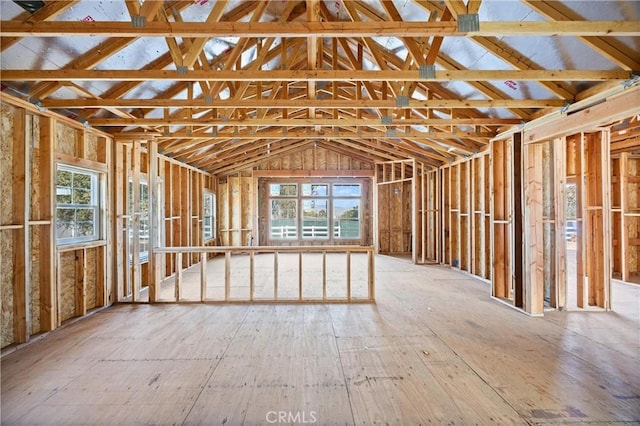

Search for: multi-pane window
xmin=203 ymin=192 xmax=216 ymax=241
xmin=301 ymin=183 xmax=329 ymax=239
xmin=333 ymin=184 xmax=361 ymax=239
xmin=128 ymin=181 xmax=149 ymax=261
xmin=270 ymin=183 xmax=298 ymax=239
xmin=268 ymin=181 xmax=362 ymax=241
xmin=56 ymin=165 xmax=100 ymax=244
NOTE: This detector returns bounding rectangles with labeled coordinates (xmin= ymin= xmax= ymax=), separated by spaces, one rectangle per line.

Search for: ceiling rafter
xmin=1 ymin=0 xmax=636 ymax=173
xmin=3 ymin=19 xmax=638 ymax=37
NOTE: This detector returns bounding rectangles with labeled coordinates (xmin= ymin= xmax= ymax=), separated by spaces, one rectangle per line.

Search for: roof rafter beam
xmin=2 ymin=20 xmax=638 ymax=37
xmin=6 ymin=69 xmax=627 ymax=82
xmin=42 ymin=98 xmax=567 ymax=109
xmin=88 ymin=117 xmax=521 ymax=127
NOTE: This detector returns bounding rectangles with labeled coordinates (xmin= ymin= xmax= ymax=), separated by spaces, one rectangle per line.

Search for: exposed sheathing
xmin=86 ymin=248 xmax=97 ymax=310
xmin=219 ymin=179 xmax=229 ymax=245
xmin=59 ymin=251 xmax=76 ymax=322
xmin=230 ymin=177 xmax=241 ymax=246
xmin=628 ymin=158 xmax=639 ymax=278
xmin=378 ymin=185 xmax=390 ymax=252
xmin=377 ymin=177 xmax=412 ymax=255
xmin=86 ymin=132 xmax=98 ymax=162
xmin=0 ymin=233 xmax=14 ymax=347
xmin=29 ymin=115 xmax=42 ymax=335
xmin=0 ymin=104 xmax=15 ymax=223
xmin=219 ymin=176 xmax=254 ymax=246
xmin=56 ymin=122 xmax=76 ymax=156
xmin=316 ymin=147 xmax=327 ymax=169
xmin=402 ymin=181 xmax=412 ymax=253
xmin=242 ymin=177 xmax=253 ymax=246
xmin=256 ymin=146 xmax=373 ymax=172
xmin=29 ymin=227 xmax=41 ymax=335
xmin=1 ymin=103 xmax=15 ymax=347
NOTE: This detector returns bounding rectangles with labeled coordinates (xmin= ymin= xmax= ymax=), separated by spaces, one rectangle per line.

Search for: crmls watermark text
xmin=265 ymin=411 xmax=318 ymax=424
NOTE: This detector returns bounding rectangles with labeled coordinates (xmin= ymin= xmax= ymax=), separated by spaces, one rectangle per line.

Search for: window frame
xmin=203 ymin=191 xmax=216 ymax=242
xmin=55 ymin=164 xmax=102 ymax=246
xmin=265 ymin=179 xmax=365 ymax=243
xmin=332 ymin=184 xmax=362 ymax=240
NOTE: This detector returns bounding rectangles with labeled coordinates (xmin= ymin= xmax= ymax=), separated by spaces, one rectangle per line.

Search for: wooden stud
xmin=148 ymin=140 xmax=160 ymax=302
xmin=225 ymin=251 xmax=231 ymax=301
xmin=368 ymin=249 xmax=375 ymax=300
xmin=619 ymin=153 xmax=628 ymax=282
xmin=322 ymin=251 xmax=327 ymax=300
xmin=56 ymin=252 xmax=62 ymax=326
xmin=175 ymin=252 xmax=182 ymax=301
xmin=420 ymin=163 xmax=426 ymax=264
xmin=74 ymin=249 xmax=87 ymax=316
xmin=524 ymin=142 xmax=545 ymax=315
xmin=96 ymin=246 xmax=106 ymax=307
xmin=12 ymin=108 xmax=29 ymax=343
xmin=576 ymin=134 xmax=585 ymax=308
xmin=101 ymin=136 xmax=113 ymax=306
xmin=346 ymin=250 xmax=351 ymax=301
xmin=131 ymin=140 xmax=141 ymax=301
xmin=39 ymin=116 xmax=57 ymax=330
xmin=411 ymin=160 xmax=417 ymax=263
xmin=553 ymin=137 xmax=567 ymax=309
xmin=298 ymin=252 xmax=303 ymax=300
xmin=274 ymin=251 xmax=278 ymax=299
xmin=249 ymin=251 xmax=255 ymax=301
xmin=200 ymin=251 xmax=207 ymax=302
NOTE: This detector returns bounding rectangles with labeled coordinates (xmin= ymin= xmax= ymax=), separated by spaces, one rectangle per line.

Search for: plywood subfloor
xmin=2 ymin=255 xmax=639 ymax=425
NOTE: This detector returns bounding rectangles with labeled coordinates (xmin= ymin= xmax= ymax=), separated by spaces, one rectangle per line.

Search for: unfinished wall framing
xmin=439 ymin=152 xmax=491 ymax=280
xmin=112 ymin=138 xmax=215 ymax=303
xmin=611 ymin=152 xmax=640 ymax=284
xmin=375 ymin=160 xmax=415 ymax=259
xmin=217 ymin=143 xmax=373 ymax=246
xmin=1 ymin=94 xmax=112 ymax=349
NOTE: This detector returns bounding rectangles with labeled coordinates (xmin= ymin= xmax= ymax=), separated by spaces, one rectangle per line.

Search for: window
xmin=333 ymin=184 xmax=361 ymax=239
xmin=56 ymin=165 xmax=100 ymax=244
xmin=128 ymin=181 xmax=149 ymax=262
xmin=270 ymin=183 xmax=298 ymax=239
xmin=203 ymin=192 xmax=216 ymax=241
xmin=302 ymin=199 xmax=329 ymax=238
xmin=267 ymin=181 xmax=363 ymax=241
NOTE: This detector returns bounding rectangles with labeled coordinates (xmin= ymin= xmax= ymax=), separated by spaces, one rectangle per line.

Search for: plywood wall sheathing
xmin=624 ymin=156 xmax=640 ymax=282
xmin=56 ymin=122 xmax=76 ymax=156
xmin=611 ymin=155 xmax=623 ymax=280
xmin=1 ymin=103 xmax=17 ymax=347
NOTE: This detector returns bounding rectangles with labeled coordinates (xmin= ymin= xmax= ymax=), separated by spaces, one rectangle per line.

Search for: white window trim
xmin=56 ymin=164 xmax=102 ymax=246
xmin=203 ymin=191 xmax=216 ymax=242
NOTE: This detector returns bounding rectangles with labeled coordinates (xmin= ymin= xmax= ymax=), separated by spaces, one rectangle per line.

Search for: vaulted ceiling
xmin=1 ymin=0 xmax=638 ymax=174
